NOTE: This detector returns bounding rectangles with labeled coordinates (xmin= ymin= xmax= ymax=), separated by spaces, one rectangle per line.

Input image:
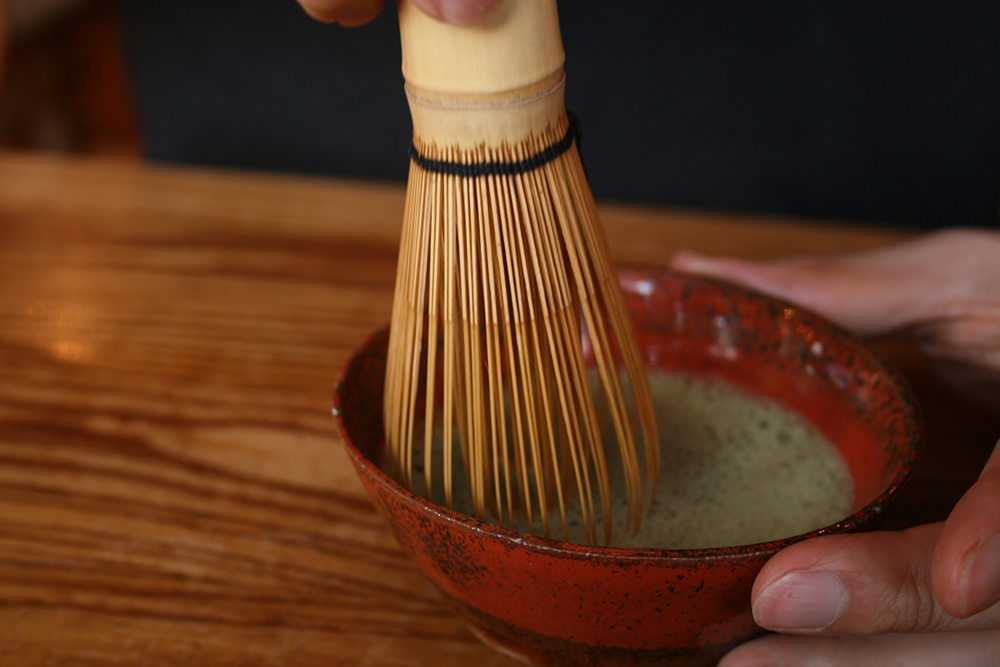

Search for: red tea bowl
xmin=333 ymin=268 xmax=921 ymax=667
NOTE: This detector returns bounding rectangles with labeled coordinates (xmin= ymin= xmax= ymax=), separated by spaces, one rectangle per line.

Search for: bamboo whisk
xmin=384 ymin=0 xmax=658 ymax=545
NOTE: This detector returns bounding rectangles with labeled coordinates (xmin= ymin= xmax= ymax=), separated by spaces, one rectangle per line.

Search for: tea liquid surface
xmin=414 ymin=371 xmax=854 ymax=549
xmin=593 ymin=371 xmax=853 ymax=549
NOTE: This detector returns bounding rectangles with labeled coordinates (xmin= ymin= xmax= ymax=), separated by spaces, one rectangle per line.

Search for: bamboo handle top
xmin=398 ymin=0 xmax=565 ymax=99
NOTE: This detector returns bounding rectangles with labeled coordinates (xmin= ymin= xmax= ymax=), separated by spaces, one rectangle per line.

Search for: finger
xmin=670 ymin=229 xmax=1000 ymax=337
xmin=411 ymin=0 xmax=506 ymax=25
xmin=750 ymin=524 xmax=1000 ymax=635
xmin=669 ymin=250 xmax=906 ymax=336
xmin=297 ymin=0 xmax=386 ymax=26
xmin=718 ymin=628 xmax=1000 ymax=667
xmin=934 ymin=439 xmax=1000 ymax=618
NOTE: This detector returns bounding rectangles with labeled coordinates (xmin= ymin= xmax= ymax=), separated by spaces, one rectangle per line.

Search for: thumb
xmin=668 ymin=251 xmax=913 ymax=337
xmin=670 ymin=229 xmax=1000 ymax=337
xmin=749 ymin=521 xmax=1000 ymax=636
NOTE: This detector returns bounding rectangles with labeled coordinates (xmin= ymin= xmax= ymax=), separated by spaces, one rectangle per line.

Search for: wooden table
xmin=1 ymin=151 xmax=997 ymax=666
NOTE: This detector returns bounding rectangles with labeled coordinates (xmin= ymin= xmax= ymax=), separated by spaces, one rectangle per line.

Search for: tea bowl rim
xmin=333 ymin=268 xmax=922 ymax=564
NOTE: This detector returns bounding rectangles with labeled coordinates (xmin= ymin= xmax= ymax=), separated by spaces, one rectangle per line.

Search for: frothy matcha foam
xmin=594 ymin=371 xmax=853 ymax=548
xmin=406 ymin=371 xmax=854 ymax=549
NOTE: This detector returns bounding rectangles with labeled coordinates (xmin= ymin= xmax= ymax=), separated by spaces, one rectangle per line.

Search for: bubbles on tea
xmin=602 ymin=371 xmax=853 ymax=548
xmin=414 ymin=371 xmax=854 ymax=549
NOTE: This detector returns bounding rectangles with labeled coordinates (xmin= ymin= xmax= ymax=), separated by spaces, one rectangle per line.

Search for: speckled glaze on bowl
xmin=333 ymin=268 xmax=921 ymax=667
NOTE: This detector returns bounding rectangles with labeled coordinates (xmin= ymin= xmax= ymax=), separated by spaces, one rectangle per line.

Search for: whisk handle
xmin=398 ymin=0 xmax=568 ymax=151
xmin=397 ymin=0 xmax=565 ymax=100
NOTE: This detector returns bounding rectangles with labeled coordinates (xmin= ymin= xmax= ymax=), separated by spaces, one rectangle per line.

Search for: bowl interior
xmin=336 ymin=269 xmax=921 ymax=552
xmin=617 ymin=268 xmax=919 ymax=517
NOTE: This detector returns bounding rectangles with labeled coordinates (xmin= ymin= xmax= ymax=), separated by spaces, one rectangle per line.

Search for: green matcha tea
xmin=592 ymin=371 xmax=853 ymax=548
xmin=405 ymin=370 xmax=854 ymax=549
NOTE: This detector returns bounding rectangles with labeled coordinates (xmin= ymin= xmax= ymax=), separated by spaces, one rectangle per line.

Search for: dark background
xmin=12 ymin=0 xmax=1000 ymax=230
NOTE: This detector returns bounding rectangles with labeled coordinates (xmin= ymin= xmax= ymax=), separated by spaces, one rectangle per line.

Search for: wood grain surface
xmin=0 ymin=151 xmax=997 ymax=666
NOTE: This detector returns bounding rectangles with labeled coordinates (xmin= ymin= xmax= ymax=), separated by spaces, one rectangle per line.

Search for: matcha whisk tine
xmin=383 ymin=0 xmax=658 ymax=546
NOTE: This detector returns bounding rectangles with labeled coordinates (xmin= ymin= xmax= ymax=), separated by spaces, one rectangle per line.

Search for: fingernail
xmin=753 ymin=570 xmax=847 ymax=632
xmin=438 ymin=0 xmax=489 ymax=25
xmin=960 ymin=533 xmax=1000 ymax=617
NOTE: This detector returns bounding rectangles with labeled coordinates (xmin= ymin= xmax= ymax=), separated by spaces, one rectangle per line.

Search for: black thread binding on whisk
xmin=408 ymin=111 xmax=586 ymax=178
